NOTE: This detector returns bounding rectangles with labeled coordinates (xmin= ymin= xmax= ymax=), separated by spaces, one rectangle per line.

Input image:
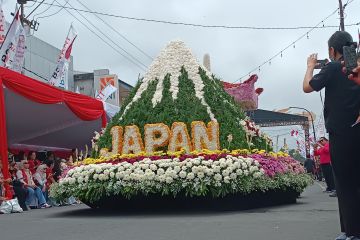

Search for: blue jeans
xmin=39 ymin=185 xmax=48 ymax=202
xmin=26 ymin=186 xmax=46 ymax=206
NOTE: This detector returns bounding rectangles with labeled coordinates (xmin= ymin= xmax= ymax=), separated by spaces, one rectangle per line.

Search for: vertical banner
xmin=0 ymin=8 xmax=20 ymax=68
xmin=49 ymin=24 xmax=77 ymax=89
xmin=0 ymin=1 xmax=5 ymax=45
xmin=12 ymin=25 xmax=27 ymax=72
xmin=94 ymin=74 xmax=119 ymax=106
xmin=6 ymin=24 xmax=26 ymax=72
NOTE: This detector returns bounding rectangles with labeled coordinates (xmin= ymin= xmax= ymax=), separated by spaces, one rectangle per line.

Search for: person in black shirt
xmin=303 ymin=31 xmax=360 ymax=240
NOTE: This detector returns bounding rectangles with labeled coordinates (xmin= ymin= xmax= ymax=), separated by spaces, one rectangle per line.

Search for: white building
xmin=23 ymin=35 xmax=74 ymax=91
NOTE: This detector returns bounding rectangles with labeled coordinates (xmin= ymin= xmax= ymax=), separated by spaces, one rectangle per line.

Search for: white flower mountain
xmin=120 ymin=40 xmax=216 ymax=121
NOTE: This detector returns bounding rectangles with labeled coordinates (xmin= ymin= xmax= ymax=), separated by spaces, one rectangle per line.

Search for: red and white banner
xmin=0 ymin=8 xmax=21 ymax=68
xmin=0 ymin=2 xmax=5 ymax=45
xmin=49 ymin=24 xmax=77 ymax=89
xmin=7 ymin=24 xmax=27 ymax=72
xmin=96 ymin=83 xmax=117 ymax=102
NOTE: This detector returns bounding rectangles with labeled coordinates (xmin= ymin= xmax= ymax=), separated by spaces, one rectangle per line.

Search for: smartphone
xmin=343 ymin=46 xmax=357 ymax=74
xmin=315 ymin=59 xmax=328 ymax=69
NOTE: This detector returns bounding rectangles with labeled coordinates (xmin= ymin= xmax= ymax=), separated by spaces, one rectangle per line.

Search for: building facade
xmin=74 ymin=69 xmax=133 ymax=107
xmin=23 ymin=35 xmax=74 ymax=91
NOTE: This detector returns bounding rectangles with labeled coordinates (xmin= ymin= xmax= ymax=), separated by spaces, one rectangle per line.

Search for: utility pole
xmin=16 ymin=0 xmax=40 ymax=30
xmin=338 ymin=0 xmax=345 ymax=31
xmin=17 ymin=0 xmax=27 ymax=26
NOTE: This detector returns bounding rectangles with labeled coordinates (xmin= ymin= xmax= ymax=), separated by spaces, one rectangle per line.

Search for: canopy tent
xmin=0 ymin=67 xmax=108 ymax=198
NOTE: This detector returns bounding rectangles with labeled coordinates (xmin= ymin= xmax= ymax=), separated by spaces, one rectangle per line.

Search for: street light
xmin=289 ymin=107 xmax=316 ymax=142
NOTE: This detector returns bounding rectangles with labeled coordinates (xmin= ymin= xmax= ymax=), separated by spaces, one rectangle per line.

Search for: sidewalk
xmin=0 ymin=182 xmax=339 ymax=240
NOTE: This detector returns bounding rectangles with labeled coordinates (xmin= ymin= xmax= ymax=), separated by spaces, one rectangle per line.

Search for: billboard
xmin=95 ymin=74 xmax=119 ymax=106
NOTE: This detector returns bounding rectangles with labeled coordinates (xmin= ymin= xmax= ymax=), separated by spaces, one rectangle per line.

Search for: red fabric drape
xmin=0 ymin=68 xmax=107 ymax=126
xmin=0 ymin=77 xmax=12 ymax=199
xmin=0 ymin=67 xmax=107 ymax=197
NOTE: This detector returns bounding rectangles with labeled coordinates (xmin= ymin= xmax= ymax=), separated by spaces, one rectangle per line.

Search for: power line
xmin=51 ymin=0 xmax=147 ymax=72
xmin=234 ymin=0 xmax=358 ymax=82
xmin=31 ymin=0 xmax=55 ymax=19
xmin=74 ymin=0 xmax=153 ymax=61
xmin=55 ymin=0 xmax=148 ymax=70
xmin=234 ymin=13 xmax=358 ymax=82
xmin=28 ymin=1 xmax=360 ymax=30
xmin=36 ymin=0 xmax=69 ymax=20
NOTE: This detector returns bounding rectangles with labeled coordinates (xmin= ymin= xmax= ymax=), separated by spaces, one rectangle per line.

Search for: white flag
xmin=0 ymin=8 xmax=20 ymax=67
xmin=95 ymin=90 xmax=98 ymax=98
xmin=75 ymin=85 xmax=80 ymax=93
xmin=96 ymin=84 xmax=117 ymax=101
xmin=49 ymin=24 xmax=77 ymax=89
xmin=7 ymin=24 xmax=26 ymax=72
xmin=0 ymin=2 xmax=6 ymax=45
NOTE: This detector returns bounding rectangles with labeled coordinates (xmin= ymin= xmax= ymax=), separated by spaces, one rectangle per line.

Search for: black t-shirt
xmin=309 ymin=61 xmax=360 ymax=134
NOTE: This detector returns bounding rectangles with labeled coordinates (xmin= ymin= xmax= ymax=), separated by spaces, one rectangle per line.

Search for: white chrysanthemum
xmin=222 ymin=170 xmax=230 ymax=177
xmin=179 ymin=171 xmax=187 ymax=178
xmin=187 ymin=172 xmax=195 ymax=180
xmin=249 ymin=166 xmax=259 ymax=173
xmin=253 ymin=172 xmax=262 ymax=179
xmin=165 ymin=177 xmax=173 ymax=184
xmin=214 ymin=173 xmax=222 ymax=181
xmin=69 ymin=178 xmax=76 ymax=184
xmin=213 ymin=166 xmax=221 ymax=173
xmin=206 ymin=169 xmax=214 ymax=176
xmin=150 ymin=164 xmax=157 ymax=171
xmin=236 ymin=169 xmax=243 ymax=176
xmin=230 ymin=173 xmax=237 ymax=180
xmin=93 ymin=174 xmax=99 ymax=180
xmin=224 ymin=176 xmax=231 ymax=183
xmin=157 ymin=168 xmax=165 ymax=175
xmin=197 ymin=172 xmax=205 ymax=179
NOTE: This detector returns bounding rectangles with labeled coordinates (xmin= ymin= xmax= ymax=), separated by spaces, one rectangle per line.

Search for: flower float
xmin=51 ymin=40 xmax=311 ymax=209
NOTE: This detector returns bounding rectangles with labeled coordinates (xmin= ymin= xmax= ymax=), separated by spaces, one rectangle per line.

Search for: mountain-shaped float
xmin=98 ymin=40 xmax=268 ymax=151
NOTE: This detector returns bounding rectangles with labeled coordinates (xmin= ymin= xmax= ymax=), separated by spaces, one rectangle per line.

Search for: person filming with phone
xmin=303 ymin=31 xmax=360 ymax=240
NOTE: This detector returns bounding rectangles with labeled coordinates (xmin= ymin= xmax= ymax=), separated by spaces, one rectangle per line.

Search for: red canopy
xmin=0 ymin=68 xmax=107 ymax=198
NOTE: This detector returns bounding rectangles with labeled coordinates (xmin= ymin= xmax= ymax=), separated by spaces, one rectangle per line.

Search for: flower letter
xmin=122 ymin=125 xmax=144 ymax=154
xmin=144 ymin=123 xmax=170 ymax=154
xmin=192 ymin=121 xmax=220 ymax=151
xmin=168 ymin=122 xmax=192 ymax=153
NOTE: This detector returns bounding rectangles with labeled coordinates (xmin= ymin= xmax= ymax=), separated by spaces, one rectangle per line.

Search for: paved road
xmin=0 ymin=182 xmax=339 ymax=240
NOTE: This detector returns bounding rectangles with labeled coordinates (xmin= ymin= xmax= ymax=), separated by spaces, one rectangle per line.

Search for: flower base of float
xmin=81 ymin=188 xmax=301 ymax=211
xmin=50 ymin=150 xmax=312 ymax=210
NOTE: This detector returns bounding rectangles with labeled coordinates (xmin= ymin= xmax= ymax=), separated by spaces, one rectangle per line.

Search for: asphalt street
xmin=0 ymin=182 xmax=339 ymax=240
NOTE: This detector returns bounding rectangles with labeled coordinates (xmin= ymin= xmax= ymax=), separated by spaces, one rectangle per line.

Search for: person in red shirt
xmin=314 ymin=137 xmax=335 ymax=193
xmin=27 ymin=151 xmax=41 ymax=175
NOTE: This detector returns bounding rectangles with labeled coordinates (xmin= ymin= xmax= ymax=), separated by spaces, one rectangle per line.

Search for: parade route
xmin=0 ymin=183 xmax=339 ymax=240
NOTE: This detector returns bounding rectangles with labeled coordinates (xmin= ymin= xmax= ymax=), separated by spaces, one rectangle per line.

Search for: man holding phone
xmin=303 ymin=31 xmax=360 ymax=240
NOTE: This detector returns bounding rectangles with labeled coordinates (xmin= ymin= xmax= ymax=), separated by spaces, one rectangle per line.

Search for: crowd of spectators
xmin=1 ymin=150 xmax=79 ymax=212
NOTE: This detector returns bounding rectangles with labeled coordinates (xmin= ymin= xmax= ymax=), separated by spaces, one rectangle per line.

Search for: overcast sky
xmin=2 ymin=0 xmax=360 ymax=151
